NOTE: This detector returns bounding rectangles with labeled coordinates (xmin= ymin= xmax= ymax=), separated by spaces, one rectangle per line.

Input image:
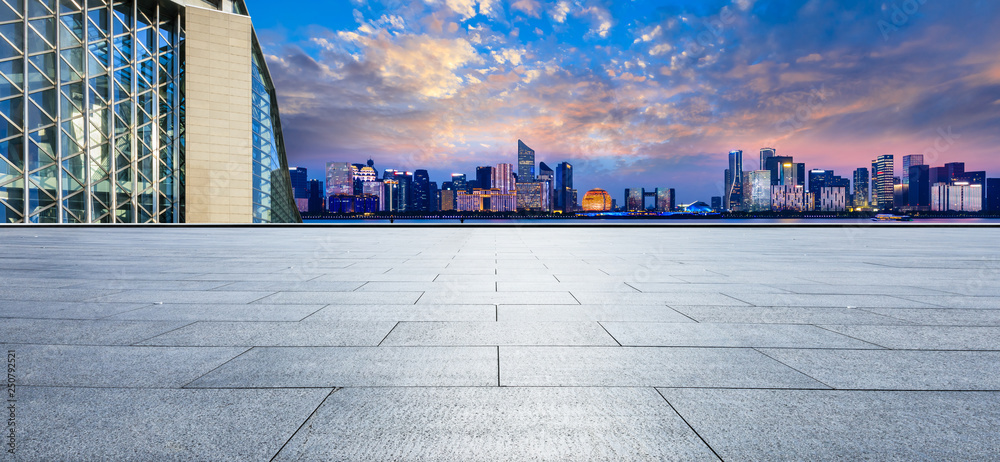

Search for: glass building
xmin=0 ymin=0 xmax=300 ymax=223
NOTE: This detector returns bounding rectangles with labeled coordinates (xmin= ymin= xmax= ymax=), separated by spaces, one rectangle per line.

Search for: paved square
xmin=2 ymin=225 xmax=998 ymax=460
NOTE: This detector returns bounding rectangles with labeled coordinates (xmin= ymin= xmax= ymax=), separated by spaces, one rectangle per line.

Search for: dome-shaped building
xmin=582 ymin=189 xmax=613 ymax=212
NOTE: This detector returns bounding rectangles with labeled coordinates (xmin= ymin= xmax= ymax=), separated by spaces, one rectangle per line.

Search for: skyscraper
xmin=853 ymin=168 xmax=869 ymax=209
xmin=988 ymin=179 xmax=1000 ymax=212
xmin=0 ymin=0 xmax=300 ymax=223
xmin=451 ymin=174 xmax=467 ymax=194
xmin=556 ymin=162 xmax=573 ymax=213
xmin=745 ymin=171 xmax=772 ymax=212
xmin=538 ymin=162 xmax=555 ymax=211
xmin=412 ymin=170 xmax=431 ymax=212
xmin=655 ymin=188 xmax=676 ymax=212
xmin=724 ymin=150 xmax=743 ymax=210
xmin=872 ymin=155 xmax=895 ymax=210
xmin=625 ymin=189 xmax=644 ymax=212
xmin=289 ymin=168 xmax=308 ymax=199
xmin=902 ymin=155 xmax=924 ymax=186
xmin=518 ymin=140 xmax=535 ymax=182
xmin=476 ymin=166 xmax=494 ymax=190
xmin=326 ymin=163 xmax=353 ymax=197
xmin=492 ymin=164 xmax=515 ymax=194
xmin=908 ymin=165 xmax=931 ymax=209
xmin=307 ymin=180 xmax=325 ymax=214
xmin=760 ymin=148 xmax=776 ymax=171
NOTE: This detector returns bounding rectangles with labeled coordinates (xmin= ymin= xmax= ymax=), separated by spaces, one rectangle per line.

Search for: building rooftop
xmin=3 ymin=226 xmax=999 ymax=459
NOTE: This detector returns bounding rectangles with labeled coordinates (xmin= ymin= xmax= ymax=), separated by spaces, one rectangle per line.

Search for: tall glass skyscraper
xmin=517 ymin=139 xmax=534 ymax=182
xmin=556 ymin=161 xmax=572 ymax=213
xmin=724 ymin=150 xmax=743 ymax=211
xmin=0 ymin=0 xmax=299 ymax=223
xmin=872 ymin=155 xmax=895 ymax=210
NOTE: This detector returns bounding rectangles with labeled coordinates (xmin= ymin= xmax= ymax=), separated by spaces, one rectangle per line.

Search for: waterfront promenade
xmin=2 ymin=226 xmax=999 ymax=460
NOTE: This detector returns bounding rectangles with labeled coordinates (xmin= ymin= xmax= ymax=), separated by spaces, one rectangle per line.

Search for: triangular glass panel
xmin=27 ymin=0 xmax=54 ymax=19
xmin=0 ymin=199 xmax=24 ymax=224
xmin=60 ymin=114 xmax=86 ymax=145
xmin=137 ymin=5 xmax=152 ymax=30
xmin=89 ymin=142 xmax=110 ymax=174
xmin=112 ymin=6 xmax=129 ymax=36
xmin=87 ymin=7 xmax=108 ymax=41
xmin=114 ymin=151 xmax=129 ymax=172
xmin=114 ymin=65 xmax=132 ymax=88
xmin=27 ymin=58 xmax=54 ymax=89
xmin=59 ymin=0 xmax=81 ymax=15
xmin=0 ymin=113 xmax=20 ymax=141
xmin=0 ymin=137 xmax=24 ymax=171
xmin=60 ymin=128 xmax=83 ymax=157
xmin=28 ymin=52 xmax=55 ymax=84
xmin=60 ymin=12 xmax=83 ymax=45
xmin=27 ymin=18 xmax=55 ymax=54
xmin=0 ymin=97 xmax=23 ymax=129
xmin=88 ymin=48 xmax=108 ymax=78
xmin=0 ymin=23 xmax=23 ymax=53
xmin=62 ymin=152 xmax=84 ymax=181
xmin=0 ymin=1 xmax=21 ymax=24
xmin=27 ymin=99 xmax=54 ymax=131
xmin=0 ymin=156 xmax=19 ymax=185
xmin=60 ymin=48 xmax=84 ymax=83
xmin=29 ymin=88 xmax=56 ymax=119
xmin=27 ymin=137 xmax=55 ymax=171
xmin=61 ymin=169 xmax=82 ymax=196
xmin=89 ymin=75 xmax=109 ymax=105
xmin=0 ymin=58 xmax=24 ymax=93
xmin=113 ymin=37 xmax=131 ymax=69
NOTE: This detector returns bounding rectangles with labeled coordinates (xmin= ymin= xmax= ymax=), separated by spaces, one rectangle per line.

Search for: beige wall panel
xmin=184 ymin=7 xmax=253 ymax=224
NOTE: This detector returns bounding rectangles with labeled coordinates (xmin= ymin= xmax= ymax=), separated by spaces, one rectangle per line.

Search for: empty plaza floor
xmin=2 ymin=225 xmax=1000 ymax=460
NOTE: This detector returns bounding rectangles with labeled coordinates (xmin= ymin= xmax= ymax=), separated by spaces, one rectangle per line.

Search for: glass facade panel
xmin=2 ymin=0 xmax=181 ymax=223
xmin=249 ymin=35 xmax=298 ymax=223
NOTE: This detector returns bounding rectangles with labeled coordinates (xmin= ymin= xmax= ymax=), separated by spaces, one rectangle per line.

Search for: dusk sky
xmin=250 ymin=0 xmax=1000 ymax=203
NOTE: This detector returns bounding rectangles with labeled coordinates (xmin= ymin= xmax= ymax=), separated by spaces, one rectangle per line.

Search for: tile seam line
xmin=376 ymin=322 xmax=401 ymax=347
xmin=17 ymin=385 xmax=1000 ymax=392
xmin=811 ymin=325 xmax=892 ymax=350
xmin=597 ymin=321 xmax=623 ymax=347
xmin=654 ymin=388 xmax=725 ymax=462
xmin=128 ymin=320 xmax=201 ymax=346
xmin=180 ymin=346 xmax=255 ymax=389
xmin=751 ymin=347 xmax=836 ymax=390
xmin=269 ymin=387 xmax=340 ymax=462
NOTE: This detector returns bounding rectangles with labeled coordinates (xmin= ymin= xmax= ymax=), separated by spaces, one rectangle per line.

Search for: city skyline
xmin=251 ymin=0 xmax=1000 ymax=203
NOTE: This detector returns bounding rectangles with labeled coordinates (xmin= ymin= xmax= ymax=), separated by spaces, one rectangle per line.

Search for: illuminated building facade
xmin=582 ymin=188 xmax=612 ymax=211
xmin=517 ymin=139 xmax=534 ymax=182
xmin=456 ymin=189 xmax=516 ymax=212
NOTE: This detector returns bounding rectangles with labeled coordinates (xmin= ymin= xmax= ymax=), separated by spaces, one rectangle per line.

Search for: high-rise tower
xmin=517 ymin=140 xmax=535 ymax=182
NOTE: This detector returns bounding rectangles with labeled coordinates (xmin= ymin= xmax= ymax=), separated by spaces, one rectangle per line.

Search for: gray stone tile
xmin=571 ymin=292 xmax=749 ymax=306
xmin=306 ymin=304 xmax=496 ymax=322
xmin=210 ymin=281 xmax=365 ymax=292
xmin=658 ymin=389 xmax=1000 ymax=461
xmin=724 ymin=293 xmax=939 ymax=308
xmin=381 ymin=322 xmax=618 ymax=346
xmin=88 ymin=290 xmax=276 ymax=304
xmin=759 ymin=349 xmax=1000 ymax=390
xmin=312 ymin=273 xmax=440 ymax=282
xmin=417 ymin=291 xmax=578 ymax=305
xmin=896 ymin=295 xmax=1000 ymax=309
xmin=433 ymin=274 xmax=559 ymax=283
xmin=497 ymin=282 xmax=639 ymax=292
xmin=106 ymin=304 xmax=325 ymax=322
xmin=763 ymin=283 xmax=952 ymax=296
xmin=602 ymin=322 xmax=879 ymax=348
xmin=273 ymin=387 xmax=717 ymax=461
xmin=0 ymin=319 xmax=189 ymax=345
xmin=820 ymin=325 xmax=1000 ymax=350
xmin=187 ymin=347 xmax=497 ymax=387
xmin=4 ymin=344 xmax=246 ymax=387
xmin=0 ymin=288 xmax=122 ymax=302
xmin=354 ymin=281 xmax=497 ymax=292
xmin=17 ymin=387 xmax=329 ymax=461
xmin=672 ymin=306 xmax=913 ymax=325
xmin=138 ymin=321 xmax=397 ymax=347
xmin=254 ymin=291 xmax=423 ymax=305
xmin=60 ymin=280 xmax=232 ymax=291
xmin=0 ymin=301 xmax=148 ymax=320
xmin=501 ymin=346 xmax=825 ymax=388
xmin=498 ymin=305 xmax=695 ymax=322
xmin=628 ymin=282 xmax=791 ymax=293
xmin=865 ymin=308 xmax=1000 ymax=326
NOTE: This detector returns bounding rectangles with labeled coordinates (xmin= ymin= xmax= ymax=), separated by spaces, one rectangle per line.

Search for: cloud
xmin=580 ymin=5 xmax=613 ymax=39
xmin=549 ymin=1 xmax=570 ymax=23
xmin=510 ymin=0 xmax=541 ymax=18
